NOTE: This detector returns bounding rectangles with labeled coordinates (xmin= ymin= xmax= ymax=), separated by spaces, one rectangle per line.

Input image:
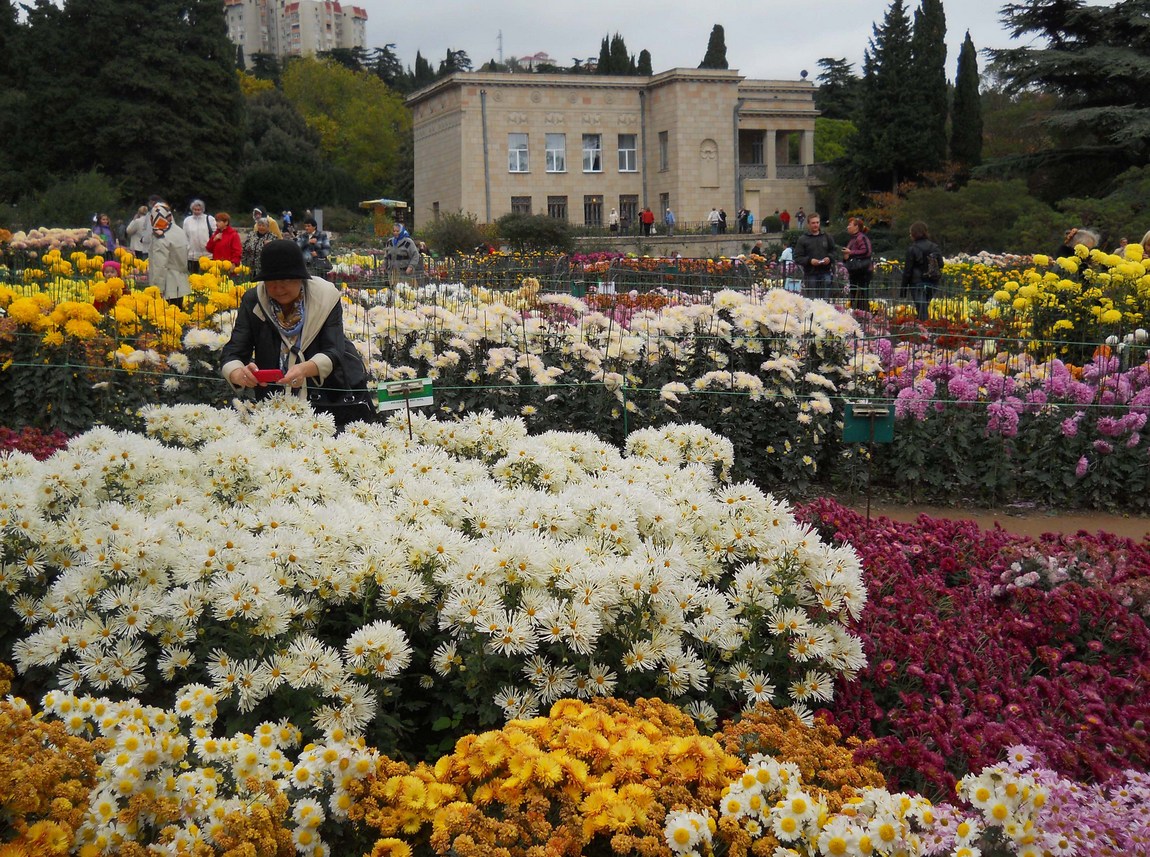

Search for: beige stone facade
xmin=407 ymin=68 xmax=819 ymax=229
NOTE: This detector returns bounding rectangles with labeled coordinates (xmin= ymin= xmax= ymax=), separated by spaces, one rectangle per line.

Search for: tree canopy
xmin=281 ymin=58 xmax=412 ymax=199
xmin=987 ymin=0 xmax=1150 ymax=191
xmin=4 ymin=0 xmax=244 ymax=208
xmin=950 ymin=32 xmax=983 ymax=169
xmin=699 ymin=24 xmax=729 ymax=70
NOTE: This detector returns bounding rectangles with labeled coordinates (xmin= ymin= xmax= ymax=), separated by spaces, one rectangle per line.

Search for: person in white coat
xmin=182 ymin=199 xmax=216 ymax=273
xmin=125 ymin=204 xmax=152 ymax=259
xmin=148 ymin=203 xmax=190 ymax=306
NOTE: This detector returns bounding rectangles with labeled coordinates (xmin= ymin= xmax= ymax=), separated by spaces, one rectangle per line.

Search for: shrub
xmin=10 ymin=170 xmax=121 ymax=232
xmin=422 ymin=211 xmax=493 ymax=256
xmin=495 ymin=213 xmax=574 ymax=253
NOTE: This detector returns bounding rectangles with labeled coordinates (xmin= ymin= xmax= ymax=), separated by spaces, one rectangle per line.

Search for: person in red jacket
xmin=206 ymin=212 xmax=242 ymax=268
xmin=640 ymin=206 xmax=655 ymax=236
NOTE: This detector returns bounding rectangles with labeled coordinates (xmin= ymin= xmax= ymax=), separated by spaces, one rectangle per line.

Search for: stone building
xmin=406 ymin=68 xmax=819 ymax=229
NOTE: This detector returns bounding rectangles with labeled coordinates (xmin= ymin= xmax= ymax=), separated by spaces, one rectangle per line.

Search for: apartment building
xmin=224 ymin=0 xmax=367 ymax=58
xmin=406 ymin=67 xmax=819 ymax=229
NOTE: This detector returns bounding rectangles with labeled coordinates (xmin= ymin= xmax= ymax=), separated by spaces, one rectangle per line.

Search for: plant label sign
xmin=378 ymin=378 xmax=434 ymax=412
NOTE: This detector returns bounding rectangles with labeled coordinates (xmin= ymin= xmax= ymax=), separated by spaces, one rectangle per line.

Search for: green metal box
xmin=842 ymin=400 xmax=895 ymax=443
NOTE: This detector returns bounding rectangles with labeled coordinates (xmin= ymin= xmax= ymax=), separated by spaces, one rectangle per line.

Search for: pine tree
xmin=369 ymin=44 xmax=407 ymax=92
xmin=989 ymin=0 xmax=1150 ymax=183
xmin=950 ymin=32 xmax=983 ymax=168
xmin=637 ymin=49 xmax=653 ymax=76
xmin=814 ymin=57 xmax=860 ymax=121
xmin=699 ymin=24 xmax=728 ymax=70
xmin=910 ymin=0 xmax=948 ymax=172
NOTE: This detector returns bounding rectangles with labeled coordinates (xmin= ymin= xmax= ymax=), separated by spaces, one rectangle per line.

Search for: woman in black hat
xmin=220 ymin=239 xmax=374 ymax=429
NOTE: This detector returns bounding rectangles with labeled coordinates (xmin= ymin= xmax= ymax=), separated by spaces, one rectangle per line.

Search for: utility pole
xmin=498 ymin=30 xmax=503 ymax=66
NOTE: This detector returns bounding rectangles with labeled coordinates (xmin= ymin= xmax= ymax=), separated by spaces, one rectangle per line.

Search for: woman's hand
xmin=281 ymin=360 xmax=318 ymax=389
xmin=229 ymin=362 xmax=261 ymax=388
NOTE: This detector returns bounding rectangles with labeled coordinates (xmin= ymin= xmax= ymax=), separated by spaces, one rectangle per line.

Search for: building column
xmin=801 ymin=130 xmax=815 ymax=169
xmin=766 ymin=131 xmax=777 ymax=181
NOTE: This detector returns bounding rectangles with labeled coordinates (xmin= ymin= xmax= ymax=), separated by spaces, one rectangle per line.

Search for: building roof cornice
xmin=406 ymin=66 xmax=768 ymax=106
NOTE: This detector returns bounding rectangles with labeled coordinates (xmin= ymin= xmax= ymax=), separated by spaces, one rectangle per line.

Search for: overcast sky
xmin=361 ymin=0 xmax=1038 ymax=83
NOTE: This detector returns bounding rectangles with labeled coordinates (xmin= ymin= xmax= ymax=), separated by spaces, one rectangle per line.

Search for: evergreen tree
xmin=597 ymin=36 xmax=611 ymax=73
xmin=13 ymin=0 xmax=243 ymax=207
xmin=699 ymin=24 xmax=728 ymax=70
xmin=369 ymin=44 xmax=407 ymax=92
xmin=318 ymin=46 xmax=368 ymax=72
xmin=989 ymin=0 xmax=1150 ymax=183
xmin=910 ymin=0 xmax=948 ymax=172
xmin=437 ymin=48 xmax=472 ymax=77
xmin=412 ymin=51 xmax=436 ymax=88
xmin=950 ymin=32 xmax=983 ymax=169
xmin=637 ymin=49 xmax=653 ymax=76
xmin=0 ymin=0 xmax=25 ymax=200
xmin=249 ymin=52 xmax=281 ymax=82
xmin=814 ymin=57 xmax=860 ymax=121
xmin=850 ymin=0 xmax=919 ymax=193
xmin=610 ymin=33 xmax=630 ymax=74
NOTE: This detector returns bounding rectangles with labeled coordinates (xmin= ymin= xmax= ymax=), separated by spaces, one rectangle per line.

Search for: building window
xmin=582 ymin=133 xmax=602 ymax=172
xmin=619 ymin=194 xmax=638 ymax=230
xmin=511 ymin=196 xmax=532 ymax=215
xmin=508 ymin=133 xmax=529 ymax=172
xmin=583 ymin=195 xmax=603 ymax=227
xmin=432 ymin=201 xmax=440 ymax=221
xmin=618 ymin=134 xmax=637 ymax=172
xmin=658 ymin=131 xmax=669 ymax=171
xmin=547 ymin=195 xmax=568 ymax=220
xmin=545 ymin=133 xmax=566 ymax=172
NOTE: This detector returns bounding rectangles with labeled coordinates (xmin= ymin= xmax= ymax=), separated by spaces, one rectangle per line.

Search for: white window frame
xmin=582 ymin=133 xmax=602 ymax=173
xmin=545 ymin=133 xmax=566 ymax=173
xmin=617 ymin=133 xmax=637 ymax=172
xmin=508 ymin=133 xmax=529 ymax=173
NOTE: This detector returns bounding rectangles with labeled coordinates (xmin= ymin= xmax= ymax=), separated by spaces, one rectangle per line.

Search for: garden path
xmin=839 ymin=498 xmax=1149 ymax=540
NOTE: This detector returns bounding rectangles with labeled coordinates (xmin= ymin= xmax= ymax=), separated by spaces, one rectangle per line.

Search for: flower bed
xmin=798 ymin=498 xmax=1150 ymax=800
xmin=1 ymin=401 xmax=866 ymax=758
xmin=4 ymin=244 xmax=1150 ymax=511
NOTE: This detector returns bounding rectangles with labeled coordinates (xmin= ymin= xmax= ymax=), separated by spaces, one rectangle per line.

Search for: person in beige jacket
xmin=147 ymin=202 xmax=190 ymax=306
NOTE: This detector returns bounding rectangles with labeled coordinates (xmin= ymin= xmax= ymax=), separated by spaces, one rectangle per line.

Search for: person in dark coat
xmin=792 ymin=212 xmax=838 ymax=299
xmin=221 ymin=239 xmax=372 ymax=430
xmin=900 ymin=221 xmax=944 ymax=322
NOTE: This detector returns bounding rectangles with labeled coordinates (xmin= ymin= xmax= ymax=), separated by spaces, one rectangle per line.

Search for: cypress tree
xmin=411 ymin=52 xmax=436 ymax=88
xmin=637 ymin=49 xmax=653 ymax=76
xmin=699 ymin=24 xmax=728 ymax=70
xmin=597 ymin=36 xmax=611 ymax=74
xmin=910 ymin=0 xmax=949 ymax=172
xmin=950 ymin=32 xmax=983 ymax=168
xmin=610 ymin=33 xmax=629 ymax=75
xmin=851 ymin=0 xmax=918 ymax=192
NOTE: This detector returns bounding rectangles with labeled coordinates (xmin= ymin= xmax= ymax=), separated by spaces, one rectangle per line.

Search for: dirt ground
xmin=837 ymin=497 xmax=1150 ymax=541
